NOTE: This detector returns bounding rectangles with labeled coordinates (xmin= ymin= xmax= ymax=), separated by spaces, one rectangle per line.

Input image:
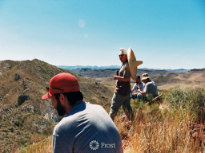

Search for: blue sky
xmin=0 ymin=0 xmax=205 ymax=69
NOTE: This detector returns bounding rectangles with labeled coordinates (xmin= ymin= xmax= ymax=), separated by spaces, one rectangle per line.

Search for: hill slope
xmin=0 ymin=59 xmax=113 ymax=152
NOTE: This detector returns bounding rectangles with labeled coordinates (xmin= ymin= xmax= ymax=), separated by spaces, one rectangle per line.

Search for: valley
xmin=70 ymin=68 xmax=205 ymax=91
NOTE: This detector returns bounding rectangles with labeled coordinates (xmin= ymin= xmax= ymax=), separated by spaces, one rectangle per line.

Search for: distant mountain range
xmin=141 ymin=68 xmax=190 ymax=73
xmin=57 ymin=65 xmax=189 ymax=72
xmin=57 ymin=65 xmax=121 ymax=69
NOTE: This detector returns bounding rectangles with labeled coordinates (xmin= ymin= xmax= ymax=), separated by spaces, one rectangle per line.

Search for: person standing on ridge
xmin=109 ymin=48 xmax=133 ymax=121
xmin=41 ymin=73 xmax=123 ymax=153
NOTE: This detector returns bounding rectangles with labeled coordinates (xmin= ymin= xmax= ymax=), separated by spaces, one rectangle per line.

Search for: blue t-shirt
xmin=143 ymin=80 xmax=158 ymax=97
xmin=53 ymin=102 xmax=123 ymax=153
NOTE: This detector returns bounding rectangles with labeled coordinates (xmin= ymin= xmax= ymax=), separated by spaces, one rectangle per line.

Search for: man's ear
xmin=59 ymin=94 xmax=70 ymax=106
xmin=59 ymin=94 xmax=65 ymax=104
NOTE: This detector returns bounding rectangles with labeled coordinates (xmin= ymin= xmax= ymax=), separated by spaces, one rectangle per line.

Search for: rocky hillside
xmin=0 ymin=59 xmax=113 ymax=152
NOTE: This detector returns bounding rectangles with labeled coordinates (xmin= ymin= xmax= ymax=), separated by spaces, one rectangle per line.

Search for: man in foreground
xmin=138 ymin=73 xmax=158 ymax=98
xmin=109 ymin=48 xmax=133 ymax=121
xmin=131 ymin=75 xmax=144 ymax=99
xmin=41 ymin=73 xmax=123 ymax=153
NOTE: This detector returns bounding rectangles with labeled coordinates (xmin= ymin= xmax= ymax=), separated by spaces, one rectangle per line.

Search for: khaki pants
xmin=109 ymin=92 xmax=133 ymax=121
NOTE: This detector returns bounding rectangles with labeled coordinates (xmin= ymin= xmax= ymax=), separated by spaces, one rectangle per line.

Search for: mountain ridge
xmin=57 ymin=65 xmax=121 ymax=69
xmin=57 ymin=65 xmax=190 ymax=72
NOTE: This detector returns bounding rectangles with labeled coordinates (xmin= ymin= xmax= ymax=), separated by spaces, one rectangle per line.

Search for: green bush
xmin=165 ymin=87 xmax=205 ymax=122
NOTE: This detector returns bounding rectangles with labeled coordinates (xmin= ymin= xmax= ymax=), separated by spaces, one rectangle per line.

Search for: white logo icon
xmin=89 ymin=140 xmax=99 ymax=150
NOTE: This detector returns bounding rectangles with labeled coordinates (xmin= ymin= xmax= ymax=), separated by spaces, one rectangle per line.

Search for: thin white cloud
xmin=78 ymin=19 xmax=85 ymax=28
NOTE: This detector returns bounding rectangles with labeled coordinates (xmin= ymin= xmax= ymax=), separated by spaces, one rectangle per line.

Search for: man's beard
xmin=56 ymin=99 xmax=66 ymax=116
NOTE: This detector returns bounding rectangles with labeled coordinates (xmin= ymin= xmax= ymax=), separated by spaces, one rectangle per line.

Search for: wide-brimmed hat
xmin=127 ymin=48 xmax=143 ymax=80
xmin=141 ymin=73 xmax=150 ymax=81
xmin=41 ymin=73 xmax=80 ymax=100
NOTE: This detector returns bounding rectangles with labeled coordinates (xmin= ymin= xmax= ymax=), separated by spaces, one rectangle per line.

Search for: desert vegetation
xmin=13 ymin=86 xmax=205 ymax=153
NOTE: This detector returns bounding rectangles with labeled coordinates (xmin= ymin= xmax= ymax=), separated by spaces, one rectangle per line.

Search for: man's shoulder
xmin=53 ymin=102 xmax=86 ymax=135
xmin=86 ymin=103 xmax=109 ymax=118
xmin=146 ymin=81 xmax=156 ymax=88
xmin=146 ymin=82 xmax=152 ymax=85
xmin=124 ymin=62 xmax=130 ymax=69
xmin=53 ymin=102 xmax=112 ymax=137
xmin=53 ymin=115 xmax=76 ymax=135
xmin=86 ymin=102 xmax=104 ymax=110
xmin=54 ymin=103 xmax=106 ymax=132
xmin=122 ymin=62 xmax=130 ymax=77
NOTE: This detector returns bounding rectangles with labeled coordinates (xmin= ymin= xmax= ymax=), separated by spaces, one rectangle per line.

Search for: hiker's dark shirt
xmin=115 ymin=61 xmax=131 ymax=96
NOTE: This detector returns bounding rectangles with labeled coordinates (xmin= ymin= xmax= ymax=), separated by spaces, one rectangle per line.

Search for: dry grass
xmin=15 ymin=109 xmax=203 ymax=153
xmin=116 ymin=87 xmax=205 ymax=152
xmin=17 ymin=107 xmax=202 ymax=153
xmin=14 ymin=136 xmax=52 ymax=153
xmin=115 ymin=108 xmax=199 ymax=153
xmin=13 ymin=87 xmax=205 ymax=153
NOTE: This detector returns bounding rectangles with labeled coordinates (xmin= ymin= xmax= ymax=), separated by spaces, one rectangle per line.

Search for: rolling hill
xmin=0 ymin=59 xmax=113 ymax=152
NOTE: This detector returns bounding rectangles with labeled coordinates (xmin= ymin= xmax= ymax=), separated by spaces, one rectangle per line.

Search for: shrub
xmin=165 ymin=87 xmax=205 ymax=122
